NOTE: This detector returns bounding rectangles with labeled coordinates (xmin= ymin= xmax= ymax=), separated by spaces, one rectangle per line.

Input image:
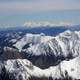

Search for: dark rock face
xmin=22 ymin=51 xmax=65 ymax=69
xmin=0 ymin=47 xmax=23 ymax=61
xmin=28 ymin=76 xmax=74 ymax=80
xmin=0 ymin=66 xmax=12 ymax=80
xmin=21 ymin=51 xmax=74 ymax=69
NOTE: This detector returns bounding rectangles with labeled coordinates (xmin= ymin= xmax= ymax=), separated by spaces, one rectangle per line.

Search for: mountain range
xmin=0 ymin=27 xmax=80 ymax=80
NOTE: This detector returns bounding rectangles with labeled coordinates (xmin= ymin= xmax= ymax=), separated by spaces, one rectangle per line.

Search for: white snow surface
xmin=26 ymin=30 xmax=80 ymax=57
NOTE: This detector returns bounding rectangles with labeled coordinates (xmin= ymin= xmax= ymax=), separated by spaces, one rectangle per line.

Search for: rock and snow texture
xmin=13 ymin=33 xmax=54 ymax=51
xmin=0 ymin=30 xmax=80 ymax=80
xmin=0 ymin=57 xmax=80 ymax=80
xmin=21 ymin=30 xmax=80 ymax=69
xmin=61 ymin=56 xmax=80 ymax=79
xmin=27 ymin=30 xmax=80 ymax=57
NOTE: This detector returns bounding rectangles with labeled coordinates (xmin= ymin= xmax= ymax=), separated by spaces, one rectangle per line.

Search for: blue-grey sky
xmin=0 ymin=0 xmax=80 ymax=27
xmin=0 ymin=0 xmax=80 ymax=14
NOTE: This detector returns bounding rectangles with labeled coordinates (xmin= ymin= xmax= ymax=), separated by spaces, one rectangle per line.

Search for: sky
xmin=0 ymin=0 xmax=80 ymax=27
xmin=0 ymin=0 xmax=80 ymax=14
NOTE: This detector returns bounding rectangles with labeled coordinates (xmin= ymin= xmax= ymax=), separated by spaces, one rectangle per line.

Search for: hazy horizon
xmin=0 ymin=0 xmax=80 ymax=28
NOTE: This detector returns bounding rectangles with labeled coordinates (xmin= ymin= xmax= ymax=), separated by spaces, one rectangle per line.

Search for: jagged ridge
xmin=21 ymin=30 xmax=80 ymax=69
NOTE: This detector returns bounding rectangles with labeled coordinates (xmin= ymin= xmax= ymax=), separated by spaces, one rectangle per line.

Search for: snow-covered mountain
xmin=18 ymin=30 xmax=79 ymax=69
xmin=26 ymin=30 xmax=80 ymax=57
xmin=0 ymin=30 xmax=80 ymax=80
xmin=13 ymin=33 xmax=54 ymax=52
xmin=0 ymin=56 xmax=80 ymax=80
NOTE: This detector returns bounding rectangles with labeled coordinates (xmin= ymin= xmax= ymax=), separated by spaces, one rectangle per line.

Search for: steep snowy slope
xmin=21 ymin=30 xmax=80 ymax=69
xmin=13 ymin=33 xmax=54 ymax=51
xmin=0 ymin=57 xmax=80 ymax=80
xmin=27 ymin=30 xmax=80 ymax=56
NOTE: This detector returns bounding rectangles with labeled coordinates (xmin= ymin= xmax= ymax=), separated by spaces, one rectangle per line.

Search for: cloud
xmin=23 ymin=21 xmax=75 ymax=28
